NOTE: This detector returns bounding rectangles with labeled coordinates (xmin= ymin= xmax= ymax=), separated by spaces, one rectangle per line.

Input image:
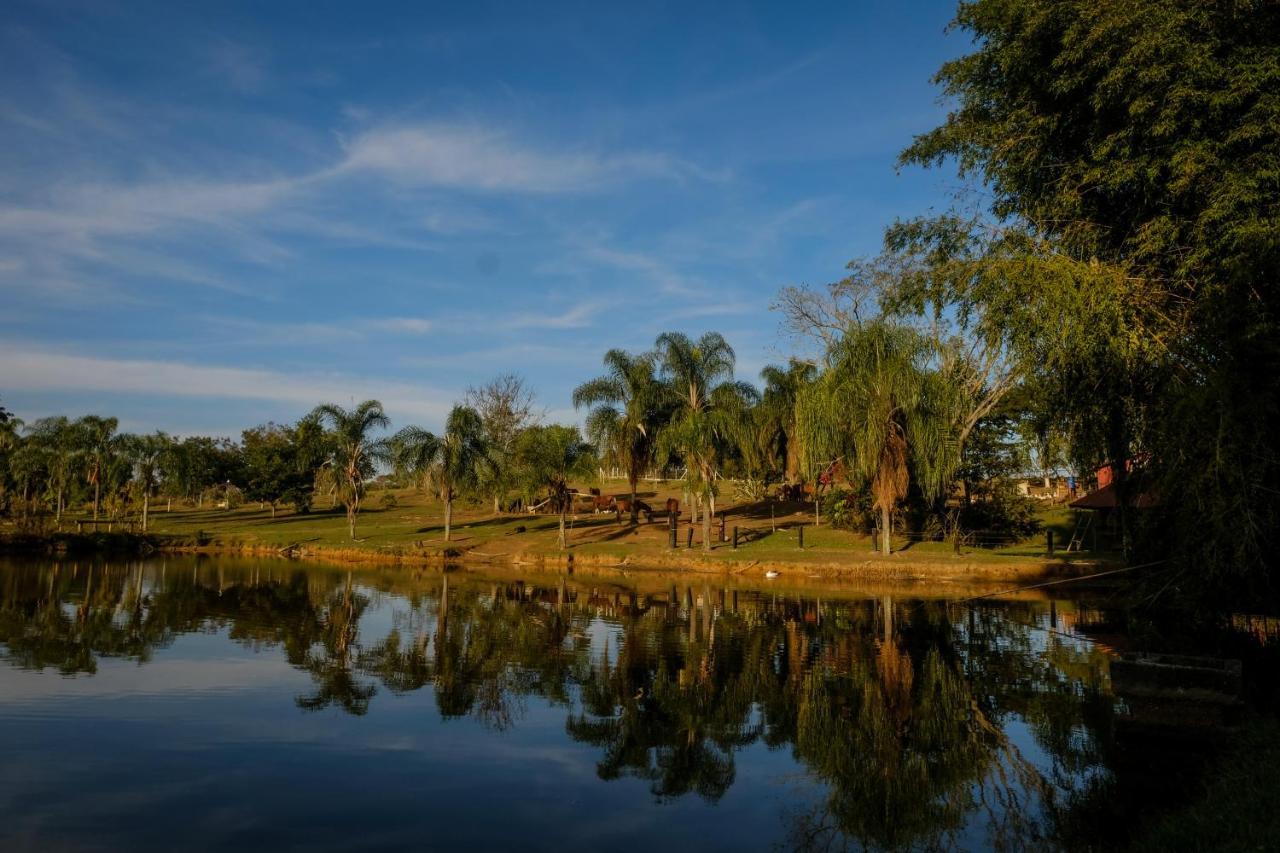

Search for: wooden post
xmin=732 ymin=526 xmax=739 ymax=549
xmin=686 ymin=527 xmax=694 ymax=549
xmin=668 ymin=513 xmax=678 ymax=549
xmin=798 ymin=524 xmax=804 ymax=550
xmin=719 ymin=516 xmax=726 ymax=542
xmin=770 ymin=504 xmax=776 ymax=533
xmin=1047 ymin=530 xmax=1055 ymax=555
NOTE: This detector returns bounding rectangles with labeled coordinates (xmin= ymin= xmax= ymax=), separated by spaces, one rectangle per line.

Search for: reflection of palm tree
xmin=296 ymin=575 xmax=376 ymax=715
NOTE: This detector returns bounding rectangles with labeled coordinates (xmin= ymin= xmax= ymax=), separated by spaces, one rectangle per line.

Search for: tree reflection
xmin=0 ymin=560 xmax=1122 ymax=848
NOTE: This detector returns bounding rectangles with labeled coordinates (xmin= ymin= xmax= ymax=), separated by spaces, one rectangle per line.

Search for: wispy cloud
xmin=334 ymin=123 xmax=711 ymax=192
xmin=205 ymin=39 xmax=269 ymax=94
xmin=0 ymin=343 xmax=454 ymax=427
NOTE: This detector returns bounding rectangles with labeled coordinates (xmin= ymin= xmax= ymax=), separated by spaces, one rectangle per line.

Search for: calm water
xmin=0 ymin=557 xmax=1181 ymax=851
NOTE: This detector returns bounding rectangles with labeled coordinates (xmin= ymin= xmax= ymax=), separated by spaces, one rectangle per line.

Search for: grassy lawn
xmin=21 ymin=481 xmax=1115 ymax=571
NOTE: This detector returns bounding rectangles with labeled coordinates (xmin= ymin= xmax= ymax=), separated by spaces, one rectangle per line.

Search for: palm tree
xmin=514 ymin=425 xmax=597 ymax=549
xmin=125 ymin=432 xmax=171 ymax=532
xmin=573 ymin=349 xmax=668 ymax=523
xmin=27 ymin=417 xmax=78 ymax=523
xmin=654 ymin=331 xmax=750 ymax=551
xmin=394 ymin=405 xmax=491 ymax=542
xmin=77 ymin=415 xmax=119 ymax=520
xmin=797 ymin=321 xmax=957 ymax=555
xmin=759 ymin=360 xmax=816 ymax=485
xmin=312 ymin=400 xmax=392 ymax=540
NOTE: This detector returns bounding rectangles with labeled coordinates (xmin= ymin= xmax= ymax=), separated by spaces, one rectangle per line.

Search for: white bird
xmin=765 ymin=570 xmax=780 ymax=579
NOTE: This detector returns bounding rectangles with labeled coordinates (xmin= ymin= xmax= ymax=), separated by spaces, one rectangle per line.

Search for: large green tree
xmin=894 ymin=0 xmax=1280 ymax=603
xmin=573 ymin=349 xmax=668 ymax=523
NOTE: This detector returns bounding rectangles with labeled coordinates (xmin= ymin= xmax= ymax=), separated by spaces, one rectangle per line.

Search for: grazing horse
xmin=615 ymin=498 xmax=654 ymax=523
xmin=592 ymin=495 xmax=617 ymax=514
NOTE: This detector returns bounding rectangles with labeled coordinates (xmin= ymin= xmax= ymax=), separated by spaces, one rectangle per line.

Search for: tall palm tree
xmin=125 ymin=431 xmax=171 ymax=532
xmin=312 ymin=400 xmax=392 ymax=540
xmin=394 ymin=405 xmax=491 ymax=542
xmin=797 ymin=321 xmax=957 ymax=555
xmin=27 ymin=417 xmax=78 ymax=523
xmin=759 ymin=360 xmax=816 ymax=485
xmin=573 ymin=349 xmax=668 ymax=523
xmin=654 ymin=331 xmax=750 ymax=551
xmin=77 ymin=415 xmax=119 ymax=520
xmin=514 ymin=424 xmax=597 ymax=549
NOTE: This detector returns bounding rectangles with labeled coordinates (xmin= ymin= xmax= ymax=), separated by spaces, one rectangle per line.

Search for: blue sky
xmin=0 ymin=0 xmax=966 ymax=436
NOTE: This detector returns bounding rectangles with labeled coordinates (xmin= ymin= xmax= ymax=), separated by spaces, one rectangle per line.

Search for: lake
xmin=0 ymin=556 xmax=1207 ymax=851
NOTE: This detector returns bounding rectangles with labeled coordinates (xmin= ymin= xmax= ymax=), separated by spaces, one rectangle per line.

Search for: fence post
xmin=686 ymin=527 xmax=694 ymax=549
xmin=1047 ymin=530 xmax=1055 ymax=555
xmin=719 ymin=516 xmax=726 ymax=542
xmin=668 ymin=513 xmax=677 ymax=549
xmin=798 ymin=525 xmax=804 ymax=550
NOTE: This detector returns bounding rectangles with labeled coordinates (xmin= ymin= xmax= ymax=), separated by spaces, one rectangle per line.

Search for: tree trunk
xmin=628 ymin=470 xmax=639 ymax=524
xmin=881 ymin=504 xmax=892 ymax=555
xmin=494 ymin=495 xmax=501 ymax=515
xmin=142 ymin=490 xmax=150 ymax=532
xmin=94 ymin=482 xmax=100 ymax=520
xmin=270 ymin=502 xmax=277 ymax=519
xmin=702 ymin=490 xmax=712 ymax=552
xmin=558 ymin=509 xmax=567 ymax=549
xmin=444 ymin=498 xmax=453 ymax=542
xmin=348 ymin=506 xmax=356 ymax=539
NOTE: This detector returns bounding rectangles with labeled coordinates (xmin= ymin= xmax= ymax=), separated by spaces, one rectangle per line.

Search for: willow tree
xmin=798 ymin=321 xmax=957 ymax=555
xmin=312 ymin=400 xmax=391 ymax=540
xmin=654 ymin=331 xmax=750 ymax=551
xmin=394 ymin=405 xmax=490 ymax=542
xmin=573 ymin=349 xmax=667 ymax=523
xmin=514 ymin=424 xmax=596 ymax=550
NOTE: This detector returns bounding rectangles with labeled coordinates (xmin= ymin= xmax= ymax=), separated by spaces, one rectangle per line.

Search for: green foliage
xmin=898 ymin=0 xmax=1280 ymax=606
xmin=822 ymin=485 xmax=875 ymax=532
xmin=797 ymin=321 xmax=960 ymax=553
xmin=393 ymin=405 xmax=492 ymax=541
xmin=312 ymin=400 xmax=392 ymax=539
xmin=513 ymin=424 xmax=596 ymax=548
xmin=241 ymin=423 xmax=315 ymax=514
xmin=574 ymin=349 xmax=669 ymax=517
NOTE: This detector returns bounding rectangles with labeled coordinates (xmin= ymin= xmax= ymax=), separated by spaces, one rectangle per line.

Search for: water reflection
xmin=0 ymin=558 xmax=1127 ymax=850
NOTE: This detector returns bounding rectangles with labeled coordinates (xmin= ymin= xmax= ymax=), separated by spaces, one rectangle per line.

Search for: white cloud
xmin=500 ymin=302 xmax=602 ymax=330
xmin=335 ymin=123 xmax=703 ymax=192
xmin=366 ymin=316 xmax=433 ymax=335
xmin=0 ymin=343 xmax=453 ymax=426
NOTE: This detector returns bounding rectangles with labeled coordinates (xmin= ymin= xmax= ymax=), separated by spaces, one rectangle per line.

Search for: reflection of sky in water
xmin=0 ymin=558 xmax=1124 ymax=852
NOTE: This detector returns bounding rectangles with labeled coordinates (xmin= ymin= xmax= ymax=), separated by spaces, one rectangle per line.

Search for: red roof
xmin=1069 ymin=482 xmax=1160 ymax=510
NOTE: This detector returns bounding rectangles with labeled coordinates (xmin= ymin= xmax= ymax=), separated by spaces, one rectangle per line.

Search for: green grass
xmin=9 ymin=484 xmax=1105 ymax=572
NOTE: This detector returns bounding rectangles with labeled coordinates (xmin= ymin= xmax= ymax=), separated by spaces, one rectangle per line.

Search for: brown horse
xmin=615 ymin=498 xmax=654 ymax=523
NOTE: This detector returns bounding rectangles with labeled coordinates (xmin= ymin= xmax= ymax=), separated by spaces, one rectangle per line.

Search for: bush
xmin=378 ymin=492 xmax=398 ymax=510
xmin=956 ymin=488 xmax=1040 ymax=541
xmin=822 ymin=485 xmax=875 ymax=532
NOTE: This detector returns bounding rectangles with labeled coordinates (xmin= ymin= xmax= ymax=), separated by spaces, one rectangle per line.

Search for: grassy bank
xmin=4 ymin=484 xmax=1112 ymax=581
